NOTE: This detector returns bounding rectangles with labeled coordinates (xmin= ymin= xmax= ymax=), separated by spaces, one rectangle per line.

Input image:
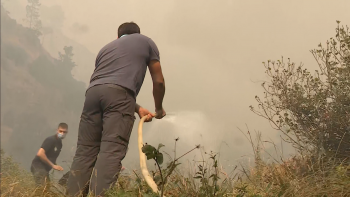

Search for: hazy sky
xmin=4 ymin=0 xmax=350 ymax=172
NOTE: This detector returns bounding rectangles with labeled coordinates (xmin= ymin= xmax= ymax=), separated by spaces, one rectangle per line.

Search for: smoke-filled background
xmin=1 ymin=0 xmax=350 ymax=179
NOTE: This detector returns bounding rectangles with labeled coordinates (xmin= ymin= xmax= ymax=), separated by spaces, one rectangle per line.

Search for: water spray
xmin=137 ymin=111 xmax=207 ymax=196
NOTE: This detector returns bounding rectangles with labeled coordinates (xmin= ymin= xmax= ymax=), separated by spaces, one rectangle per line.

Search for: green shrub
xmin=250 ymin=21 xmax=350 ymax=160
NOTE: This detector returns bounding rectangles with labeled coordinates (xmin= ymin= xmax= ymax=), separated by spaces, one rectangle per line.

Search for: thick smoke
xmin=2 ymin=0 xmax=350 ymax=180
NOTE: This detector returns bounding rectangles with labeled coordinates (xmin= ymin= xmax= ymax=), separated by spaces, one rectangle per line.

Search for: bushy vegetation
xmin=245 ymin=21 xmax=350 ymax=196
xmin=250 ymin=21 xmax=350 ymax=161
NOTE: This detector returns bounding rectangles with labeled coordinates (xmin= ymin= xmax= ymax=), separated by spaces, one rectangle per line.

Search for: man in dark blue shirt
xmin=67 ymin=22 xmax=166 ymax=196
xmin=31 ymin=123 xmax=68 ymax=188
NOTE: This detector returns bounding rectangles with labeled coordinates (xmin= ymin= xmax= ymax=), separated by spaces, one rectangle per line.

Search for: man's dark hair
xmin=58 ymin=122 xmax=68 ymax=129
xmin=118 ymin=22 xmax=140 ymax=38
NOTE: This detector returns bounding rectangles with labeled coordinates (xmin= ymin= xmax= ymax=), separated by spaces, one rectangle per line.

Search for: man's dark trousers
xmin=30 ymin=164 xmax=50 ymax=188
xmin=67 ymin=84 xmax=135 ymax=196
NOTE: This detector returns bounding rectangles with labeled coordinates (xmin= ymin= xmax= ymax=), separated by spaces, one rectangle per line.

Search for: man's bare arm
xmin=37 ymin=148 xmax=54 ymax=167
xmin=148 ymin=60 xmax=166 ymax=118
xmin=37 ymin=148 xmax=63 ymax=171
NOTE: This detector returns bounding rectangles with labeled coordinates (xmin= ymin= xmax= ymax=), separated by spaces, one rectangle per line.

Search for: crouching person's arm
xmin=37 ymin=148 xmax=63 ymax=171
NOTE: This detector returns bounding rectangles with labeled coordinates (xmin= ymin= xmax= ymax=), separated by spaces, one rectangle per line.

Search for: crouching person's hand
xmin=53 ymin=165 xmax=63 ymax=171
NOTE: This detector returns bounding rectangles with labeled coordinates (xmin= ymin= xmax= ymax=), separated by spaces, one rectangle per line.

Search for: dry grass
xmin=233 ymin=155 xmax=350 ymax=197
xmin=2 ymin=138 xmax=350 ymax=197
xmin=0 ymin=149 xmax=65 ymax=197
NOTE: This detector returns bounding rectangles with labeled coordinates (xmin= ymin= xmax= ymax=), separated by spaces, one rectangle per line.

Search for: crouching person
xmin=30 ymin=123 xmax=68 ymax=189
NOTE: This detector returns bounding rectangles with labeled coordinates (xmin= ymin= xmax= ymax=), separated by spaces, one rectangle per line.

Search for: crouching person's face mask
xmin=57 ymin=133 xmax=66 ymax=139
xmin=57 ymin=127 xmax=68 ymax=139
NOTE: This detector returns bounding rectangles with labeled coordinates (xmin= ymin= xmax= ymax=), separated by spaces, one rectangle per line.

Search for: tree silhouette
xmin=58 ymin=46 xmax=77 ymax=72
xmin=25 ymin=0 xmax=42 ymax=35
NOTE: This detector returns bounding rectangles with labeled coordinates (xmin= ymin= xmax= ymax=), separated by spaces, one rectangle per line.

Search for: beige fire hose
xmin=138 ymin=115 xmax=161 ymax=195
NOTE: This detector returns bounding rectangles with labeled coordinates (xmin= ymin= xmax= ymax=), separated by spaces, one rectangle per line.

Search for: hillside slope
xmin=1 ymin=5 xmax=85 ymax=171
xmin=41 ymin=29 xmax=96 ymax=85
xmin=3 ymin=1 xmax=96 ymax=85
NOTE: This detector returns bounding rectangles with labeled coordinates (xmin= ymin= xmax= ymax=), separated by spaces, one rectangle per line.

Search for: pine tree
xmin=25 ymin=0 xmax=42 ymax=35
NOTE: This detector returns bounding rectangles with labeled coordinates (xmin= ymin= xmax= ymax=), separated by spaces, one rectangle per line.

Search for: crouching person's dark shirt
xmin=31 ymin=135 xmax=62 ymax=171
